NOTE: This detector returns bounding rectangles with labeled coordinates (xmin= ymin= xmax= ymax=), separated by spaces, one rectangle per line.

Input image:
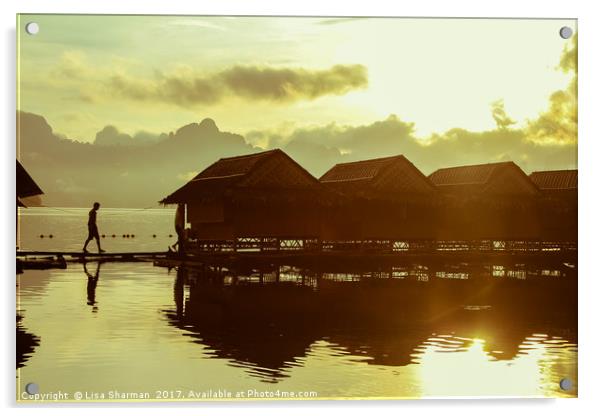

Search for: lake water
xmin=17 ymin=207 xmax=176 ymax=253
xmin=16 ymin=208 xmax=577 ymax=401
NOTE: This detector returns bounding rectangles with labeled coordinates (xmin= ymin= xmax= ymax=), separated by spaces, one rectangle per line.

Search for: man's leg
xmin=83 ymin=236 xmax=92 ymax=251
xmin=90 ymin=226 xmax=104 ymax=253
xmin=95 ymin=236 xmax=104 ymax=253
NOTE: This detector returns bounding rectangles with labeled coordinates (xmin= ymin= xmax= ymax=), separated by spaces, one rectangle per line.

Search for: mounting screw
xmin=559 ymin=378 xmax=573 ymax=391
xmin=559 ymin=26 xmax=573 ymax=39
xmin=25 ymin=382 xmax=39 ymax=394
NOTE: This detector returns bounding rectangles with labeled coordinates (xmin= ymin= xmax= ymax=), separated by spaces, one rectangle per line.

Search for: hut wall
xmin=320 ymin=199 xmax=438 ymax=241
xmin=483 ymin=167 xmax=537 ymax=195
xmin=360 ymin=200 xmax=438 ymax=240
xmin=537 ymin=189 xmax=577 ymax=241
xmin=435 ymin=197 xmax=540 ymax=241
xmin=183 ymin=150 xmax=326 ymax=242
xmin=187 ymin=199 xmax=234 ymax=240
xmin=482 ymin=169 xmax=540 ymax=240
xmin=228 ymin=201 xmax=322 ymax=238
xmin=187 ymin=199 xmax=225 ymax=223
xmin=434 ymin=168 xmax=540 ymax=241
xmin=319 ymin=204 xmax=361 ymax=241
xmin=189 ymin=199 xmax=323 ymax=240
xmin=189 ymin=222 xmax=236 ymax=240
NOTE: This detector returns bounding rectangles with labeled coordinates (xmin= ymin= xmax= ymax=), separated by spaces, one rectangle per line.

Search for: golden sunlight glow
xmin=416 ymin=334 xmax=576 ymax=397
xmin=17 ymin=15 xmax=576 ymax=141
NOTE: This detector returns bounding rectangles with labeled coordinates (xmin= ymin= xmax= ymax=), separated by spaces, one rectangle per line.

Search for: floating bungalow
xmin=160 ymin=149 xmax=329 ymax=252
xmin=16 ymin=160 xmax=44 ymax=258
xmin=160 ymin=150 xmax=576 ymax=257
xmin=16 ymin=160 xmax=43 ymax=207
xmin=319 ymin=155 xmax=437 ymax=250
xmin=529 ymin=169 xmax=577 ymax=243
xmin=428 ymin=162 xmax=541 ymax=247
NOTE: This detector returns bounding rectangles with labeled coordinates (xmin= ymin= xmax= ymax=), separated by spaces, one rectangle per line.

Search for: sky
xmin=17 ymin=15 xmax=576 ymax=143
xmin=16 ymin=15 xmax=577 ymax=207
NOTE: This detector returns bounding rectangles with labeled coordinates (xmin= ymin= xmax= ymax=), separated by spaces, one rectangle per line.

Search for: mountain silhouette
xmin=17 ymin=111 xmax=258 ymax=207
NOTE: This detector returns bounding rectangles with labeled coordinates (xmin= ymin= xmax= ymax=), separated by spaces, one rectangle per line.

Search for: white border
xmin=3 ymin=1 xmax=601 ymax=415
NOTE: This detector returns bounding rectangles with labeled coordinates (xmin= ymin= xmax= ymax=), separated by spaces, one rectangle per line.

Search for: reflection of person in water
xmin=84 ymin=261 xmax=101 ymax=312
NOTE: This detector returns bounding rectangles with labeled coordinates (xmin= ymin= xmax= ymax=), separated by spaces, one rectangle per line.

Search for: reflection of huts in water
xmin=16 ymin=315 xmax=40 ymax=369
xmin=428 ymin=162 xmax=540 ymax=248
xmin=319 ymin=155 xmax=437 ymax=251
xmin=164 ymin=265 xmax=576 ymax=374
xmin=328 ymin=328 xmax=432 ymax=367
xmin=161 ymin=149 xmax=329 ymax=252
xmin=165 ymin=269 xmax=323 ymax=382
xmin=529 ymin=170 xmax=577 ymax=244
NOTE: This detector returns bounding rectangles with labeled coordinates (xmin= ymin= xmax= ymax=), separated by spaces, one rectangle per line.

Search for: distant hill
xmin=17 ymin=111 xmax=259 ymax=207
xmin=17 ymin=110 xmax=577 ymax=208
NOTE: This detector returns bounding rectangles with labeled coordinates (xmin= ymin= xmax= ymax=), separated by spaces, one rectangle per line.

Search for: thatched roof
xmin=430 ymin=162 xmax=510 ymax=186
xmin=428 ymin=161 xmax=539 ymax=195
xmin=530 ymin=169 xmax=577 ymax=190
xmin=161 ymin=149 xmax=325 ymax=204
xmin=16 ymin=160 xmax=43 ymax=199
xmin=319 ymin=155 xmax=435 ymax=199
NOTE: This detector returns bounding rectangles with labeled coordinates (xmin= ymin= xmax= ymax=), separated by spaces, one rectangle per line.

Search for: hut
xmin=529 ymin=170 xmax=577 ymax=243
xmin=17 ymin=160 xmax=43 ymax=207
xmin=16 ymin=160 xmax=43 ymax=249
xmin=160 ymin=149 xmax=328 ymax=252
xmin=428 ymin=161 xmax=540 ymax=246
xmin=319 ymin=155 xmax=437 ymax=249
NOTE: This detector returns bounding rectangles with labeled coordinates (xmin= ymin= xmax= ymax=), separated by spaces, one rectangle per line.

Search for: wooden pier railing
xmin=183 ymin=238 xmax=577 ymax=255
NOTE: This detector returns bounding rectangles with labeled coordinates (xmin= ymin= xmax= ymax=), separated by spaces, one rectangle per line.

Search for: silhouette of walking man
xmin=83 ymin=202 xmax=105 ymax=253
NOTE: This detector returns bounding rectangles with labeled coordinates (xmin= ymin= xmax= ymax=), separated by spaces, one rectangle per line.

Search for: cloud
xmin=51 ymin=51 xmax=368 ymax=107
xmin=276 ymin=113 xmax=576 ymax=178
xmin=18 ymin=108 xmax=576 ymax=208
xmin=53 ymin=51 xmax=92 ymax=80
xmin=94 ymin=125 xmax=132 ymax=146
xmin=558 ymin=34 xmax=577 ymax=74
xmin=17 ymin=111 xmax=257 ymax=207
xmin=94 ymin=125 xmax=162 ymax=146
xmin=220 ymin=64 xmax=368 ymax=101
xmin=526 ymin=34 xmax=577 ymax=144
xmin=77 ymin=92 xmax=98 ymax=103
xmin=282 ymin=115 xmax=419 ymax=161
xmin=107 ymin=64 xmax=368 ymax=106
xmin=490 ymin=99 xmax=516 ymax=130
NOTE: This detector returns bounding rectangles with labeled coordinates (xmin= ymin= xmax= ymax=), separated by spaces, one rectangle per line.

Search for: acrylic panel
xmin=16 ymin=15 xmax=578 ymax=402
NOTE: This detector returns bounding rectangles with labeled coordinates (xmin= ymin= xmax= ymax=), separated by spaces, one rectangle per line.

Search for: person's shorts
xmin=87 ymin=225 xmax=100 ymax=240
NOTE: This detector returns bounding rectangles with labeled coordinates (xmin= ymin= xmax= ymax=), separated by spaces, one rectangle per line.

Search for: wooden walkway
xmin=16 ymin=245 xmax=577 ymax=272
xmin=17 ymin=250 xmax=167 ymax=257
xmin=16 ymin=250 xmax=168 ymax=264
xmin=153 ymin=249 xmax=577 ymax=273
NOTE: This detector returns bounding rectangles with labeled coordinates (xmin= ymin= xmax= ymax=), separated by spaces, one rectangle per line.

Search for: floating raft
xmin=17 ymin=255 xmax=67 ymax=271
